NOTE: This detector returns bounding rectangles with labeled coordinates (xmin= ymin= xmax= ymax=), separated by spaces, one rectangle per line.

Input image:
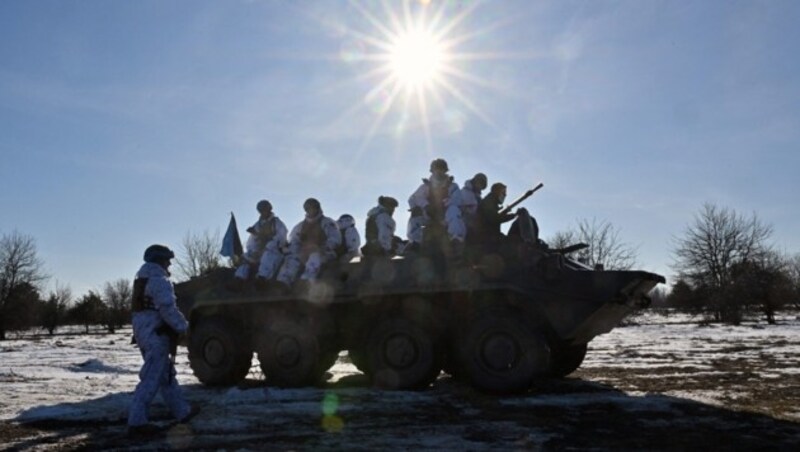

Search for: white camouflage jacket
xmin=131 ymin=262 xmax=188 ymax=347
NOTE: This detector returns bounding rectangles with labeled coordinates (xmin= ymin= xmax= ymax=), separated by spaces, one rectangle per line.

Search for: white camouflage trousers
xmin=257 ymin=249 xmax=284 ymax=279
xmin=407 ymin=204 xmax=466 ymax=245
xmin=235 ymin=235 xmax=266 ymax=279
xmin=128 ymin=334 xmax=190 ymax=427
xmin=235 ymin=249 xmax=284 ymax=280
xmin=276 ymin=251 xmax=331 ymax=285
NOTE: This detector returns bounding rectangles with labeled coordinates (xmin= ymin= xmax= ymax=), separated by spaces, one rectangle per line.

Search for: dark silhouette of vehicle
xmin=176 ymin=210 xmax=664 ymax=394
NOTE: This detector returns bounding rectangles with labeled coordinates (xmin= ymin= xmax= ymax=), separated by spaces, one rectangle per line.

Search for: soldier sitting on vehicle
xmin=233 ymin=200 xmax=288 ymax=288
xmin=335 ymin=214 xmax=361 ymax=263
xmin=407 ymin=158 xmax=466 ymax=256
xmin=362 ymin=196 xmax=404 ymax=257
xmin=460 ymin=172 xmax=488 ymax=235
xmin=472 ymin=182 xmax=518 ymax=252
xmin=507 ymin=208 xmax=541 ymax=247
xmin=274 ymin=198 xmax=341 ymax=292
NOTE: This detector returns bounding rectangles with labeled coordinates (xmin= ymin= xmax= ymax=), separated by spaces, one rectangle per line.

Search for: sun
xmin=336 ymin=0 xmax=499 ymax=153
xmin=388 ymin=28 xmax=446 ymax=90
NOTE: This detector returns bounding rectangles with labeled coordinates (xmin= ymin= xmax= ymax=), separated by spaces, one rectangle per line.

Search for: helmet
xmin=473 ymin=173 xmax=487 ymax=190
xmin=490 ymin=182 xmax=507 ymax=196
xmin=143 ymin=244 xmax=175 ymax=263
xmin=303 ymin=198 xmax=321 ymax=212
xmin=378 ymin=196 xmax=399 ymax=209
xmin=429 ymin=158 xmax=449 ymax=173
xmin=256 ymin=200 xmax=272 ymax=214
xmin=337 ymin=214 xmax=355 ymax=229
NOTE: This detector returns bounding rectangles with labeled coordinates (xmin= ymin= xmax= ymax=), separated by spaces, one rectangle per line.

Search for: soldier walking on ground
xmin=128 ymin=245 xmax=198 ymax=436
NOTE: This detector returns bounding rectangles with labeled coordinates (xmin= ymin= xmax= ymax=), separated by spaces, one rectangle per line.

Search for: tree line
xmin=668 ymin=203 xmax=799 ymax=324
xmin=1 ymin=202 xmax=799 ymax=339
xmin=0 ymin=228 xmax=227 ymax=339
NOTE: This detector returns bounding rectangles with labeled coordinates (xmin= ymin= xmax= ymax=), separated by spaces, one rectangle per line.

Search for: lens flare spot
xmin=308 ymin=281 xmax=335 ymax=306
xmin=365 ymin=87 xmax=393 ymax=114
xmin=443 ymin=109 xmax=466 ymax=134
xmin=340 ymin=38 xmax=366 ymax=63
xmin=370 ymin=259 xmax=397 ymax=283
xmin=413 ymin=257 xmax=436 ymax=284
xmin=321 ymin=393 xmax=344 ymax=433
xmin=480 ymin=253 xmax=506 ymax=279
xmin=322 ymin=392 xmax=339 ymax=416
xmin=322 ymin=415 xmax=344 ymax=433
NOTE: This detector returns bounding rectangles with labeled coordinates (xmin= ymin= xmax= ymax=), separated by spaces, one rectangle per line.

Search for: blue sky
xmin=1 ymin=0 xmax=798 ymax=296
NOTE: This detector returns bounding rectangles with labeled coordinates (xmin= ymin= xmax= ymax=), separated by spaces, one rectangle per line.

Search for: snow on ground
xmin=1 ymin=311 xmax=799 ymax=450
xmin=581 ymin=311 xmax=800 ymax=411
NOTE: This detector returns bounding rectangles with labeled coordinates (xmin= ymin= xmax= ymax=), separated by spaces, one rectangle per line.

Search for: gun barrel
xmin=500 ymin=182 xmax=543 ymax=214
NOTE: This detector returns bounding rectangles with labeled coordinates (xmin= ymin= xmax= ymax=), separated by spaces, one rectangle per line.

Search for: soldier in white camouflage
xmin=234 ymin=200 xmax=288 ymax=283
xmin=128 ymin=245 xmax=198 ymax=436
xmin=460 ymin=172 xmax=487 ymax=234
xmin=407 ymin=158 xmax=466 ymax=255
xmin=335 ymin=214 xmax=361 ymax=263
xmin=275 ymin=198 xmax=341 ymax=289
xmin=363 ymin=196 xmax=402 ymax=257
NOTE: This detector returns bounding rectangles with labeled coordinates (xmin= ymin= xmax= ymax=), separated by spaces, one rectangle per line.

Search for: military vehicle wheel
xmin=189 ymin=317 xmax=252 ymax=386
xmin=458 ymin=311 xmax=550 ymax=394
xmin=549 ymin=342 xmax=588 ymax=377
xmin=347 ymin=349 xmax=369 ymax=374
xmin=257 ymin=317 xmax=325 ymax=387
xmin=365 ymin=317 xmax=443 ymax=390
xmin=318 ymin=350 xmax=340 ymax=377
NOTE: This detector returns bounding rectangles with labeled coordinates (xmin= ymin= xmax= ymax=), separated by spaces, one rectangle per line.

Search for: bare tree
xmin=547 ymin=219 xmax=638 ymax=270
xmin=673 ymin=203 xmax=772 ymax=288
xmin=787 ymin=253 xmax=800 ymax=309
xmin=41 ymin=282 xmax=72 ymax=335
xmin=648 ymin=286 xmax=668 ymax=308
xmin=69 ymin=291 xmax=105 ymax=334
xmin=103 ymin=278 xmax=131 ymax=333
xmin=666 ymin=279 xmax=707 ymax=312
xmin=174 ymin=229 xmax=224 ymax=281
xmin=0 ymin=231 xmax=48 ymax=340
xmin=671 ymin=203 xmax=773 ymax=323
xmin=548 ymin=230 xmax=576 ymax=251
xmin=727 ymin=250 xmax=793 ymax=324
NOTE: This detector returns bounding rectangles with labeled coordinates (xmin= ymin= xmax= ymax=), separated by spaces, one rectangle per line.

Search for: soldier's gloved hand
xmin=409 ymin=206 xmax=424 ymax=217
xmin=246 ymin=227 xmax=256 ymax=234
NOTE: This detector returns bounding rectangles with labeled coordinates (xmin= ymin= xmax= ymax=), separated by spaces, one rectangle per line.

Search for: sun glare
xmin=389 ymin=29 xmax=445 ymax=89
xmin=338 ymin=0 xmax=498 ymax=154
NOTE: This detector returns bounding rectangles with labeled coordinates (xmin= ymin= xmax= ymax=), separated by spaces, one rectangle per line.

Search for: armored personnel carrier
xmin=175 ymin=210 xmax=664 ymax=394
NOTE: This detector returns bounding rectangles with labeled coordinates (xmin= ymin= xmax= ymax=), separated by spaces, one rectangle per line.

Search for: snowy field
xmin=1 ymin=311 xmax=799 ymax=450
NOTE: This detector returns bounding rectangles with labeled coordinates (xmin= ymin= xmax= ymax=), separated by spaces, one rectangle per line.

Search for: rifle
xmin=156 ymin=325 xmax=180 ymax=365
xmin=500 ymin=182 xmax=544 ymax=215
